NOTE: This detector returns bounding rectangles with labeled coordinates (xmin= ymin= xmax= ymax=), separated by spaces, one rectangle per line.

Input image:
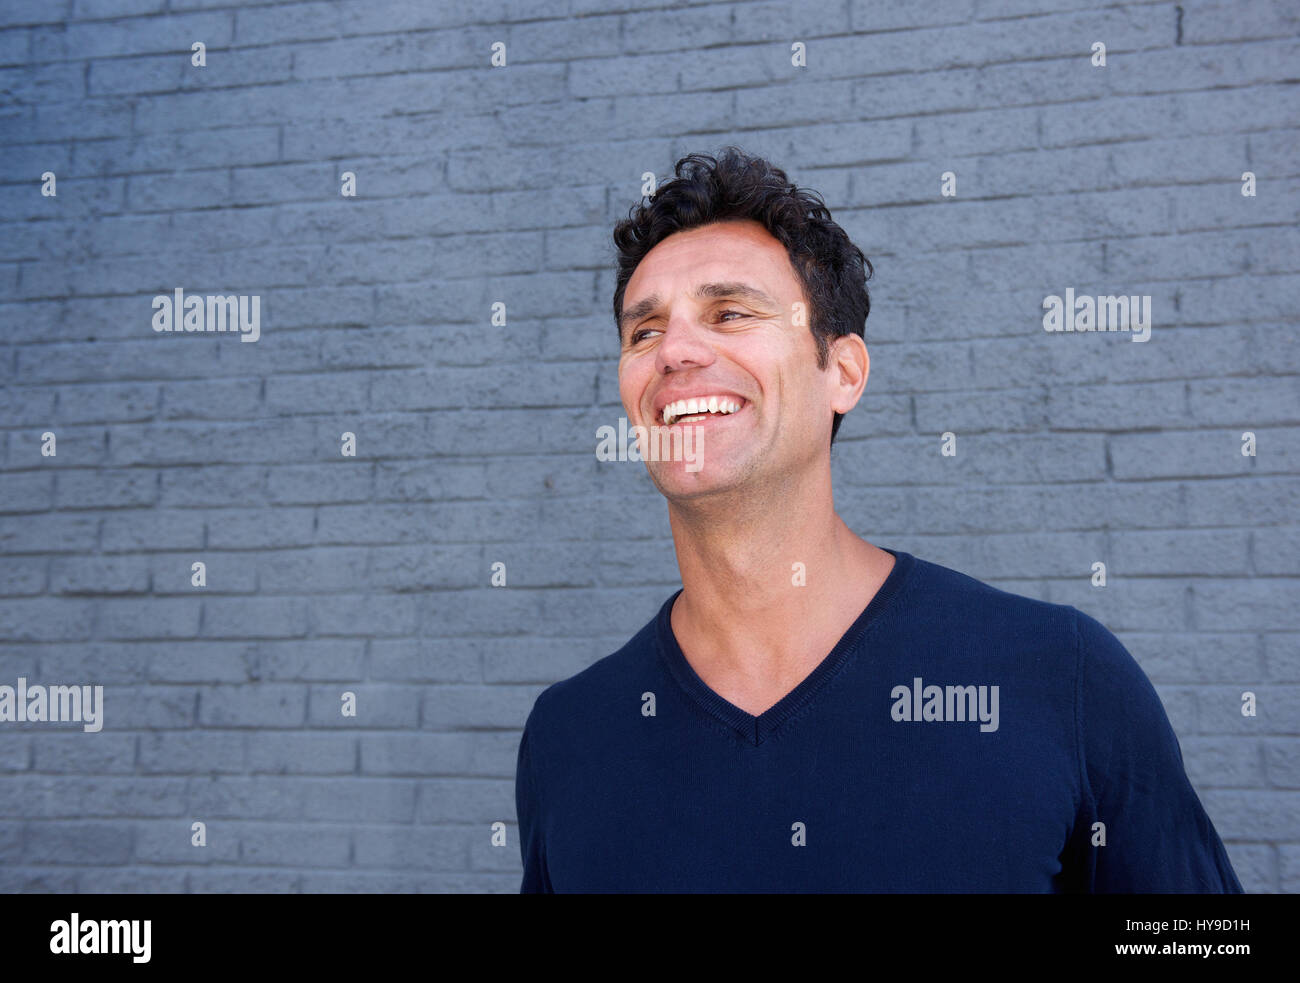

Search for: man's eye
xmin=631 ymin=311 xmax=747 ymax=343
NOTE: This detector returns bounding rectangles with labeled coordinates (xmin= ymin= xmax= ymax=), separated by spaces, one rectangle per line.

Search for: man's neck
xmin=665 ymin=473 xmax=895 ymax=717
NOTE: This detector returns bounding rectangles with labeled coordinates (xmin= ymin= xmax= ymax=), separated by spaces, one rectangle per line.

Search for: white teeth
xmin=661 ymin=396 xmax=743 ymax=424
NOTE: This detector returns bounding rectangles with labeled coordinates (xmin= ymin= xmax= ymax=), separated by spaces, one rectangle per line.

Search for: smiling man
xmin=514 ymin=147 xmax=1242 ymax=893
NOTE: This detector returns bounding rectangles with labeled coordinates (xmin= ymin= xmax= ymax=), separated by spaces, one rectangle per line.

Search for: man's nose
xmin=656 ymin=317 xmax=715 ymax=371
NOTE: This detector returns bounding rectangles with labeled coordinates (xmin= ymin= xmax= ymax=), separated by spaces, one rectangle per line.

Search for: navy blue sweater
xmin=515 ymin=548 xmax=1242 ymax=892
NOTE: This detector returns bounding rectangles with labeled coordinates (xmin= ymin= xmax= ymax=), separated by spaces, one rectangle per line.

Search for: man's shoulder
xmin=908 ymin=551 xmax=1081 ymax=639
xmin=907 ymin=553 xmax=1151 ymax=697
xmin=522 ymin=597 xmax=665 ymax=741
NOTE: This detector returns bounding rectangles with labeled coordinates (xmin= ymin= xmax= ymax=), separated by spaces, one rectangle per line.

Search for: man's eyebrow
xmin=619 ymin=282 xmax=779 ymax=336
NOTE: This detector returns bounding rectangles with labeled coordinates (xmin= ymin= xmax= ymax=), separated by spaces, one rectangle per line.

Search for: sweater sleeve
xmin=515 ymin=721 xmax=553 ymax=894
xmin=1072 ymin=607 xmax=1243 ymax=893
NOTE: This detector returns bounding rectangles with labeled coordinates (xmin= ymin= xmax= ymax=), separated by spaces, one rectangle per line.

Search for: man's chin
xmin=647 ymin=463 xmax=745 ymax=501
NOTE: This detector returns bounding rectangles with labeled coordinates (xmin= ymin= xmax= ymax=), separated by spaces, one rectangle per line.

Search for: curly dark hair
xmin=612 ymin=146 xmax=873 ymax=446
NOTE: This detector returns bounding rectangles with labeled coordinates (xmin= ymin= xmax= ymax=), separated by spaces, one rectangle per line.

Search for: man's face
xmin=617 ymin=219 xmax=843 ymax=500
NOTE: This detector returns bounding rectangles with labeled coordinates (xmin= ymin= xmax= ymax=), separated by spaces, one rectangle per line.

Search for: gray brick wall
xmin=0 ymin=0 xmax=1296 ymax=892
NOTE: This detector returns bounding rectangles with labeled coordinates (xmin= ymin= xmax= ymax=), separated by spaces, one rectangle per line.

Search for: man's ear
xmin=828 ymin=333 xmax=869 ymax=416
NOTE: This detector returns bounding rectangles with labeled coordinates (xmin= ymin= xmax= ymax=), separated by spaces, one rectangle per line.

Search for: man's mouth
xmin=658 ymin=395 xmax=747 ymax=425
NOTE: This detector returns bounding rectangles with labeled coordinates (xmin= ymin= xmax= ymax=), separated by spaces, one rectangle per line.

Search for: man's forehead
xmin=626 ymin=247 xmax=791 ymax=305
xmin=632 ymin=279 xmax=778 ymax=306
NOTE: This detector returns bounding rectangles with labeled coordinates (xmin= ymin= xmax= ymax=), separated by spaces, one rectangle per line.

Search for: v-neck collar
xmin=656 ymin=548 xmax=917 ymax=746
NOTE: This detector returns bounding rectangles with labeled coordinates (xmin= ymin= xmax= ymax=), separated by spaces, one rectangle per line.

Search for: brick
xmin=22 ymin=821 xmax=132 ymax=863
xmin=247 ymin=732 xmax=356 ymax=774
xmin=50 ymin=554 xmax=150 ymax=593
xmin=57 ymin=468 xmax=157 ymax=508
xmin=0 ymin=555 xmax=46 ymax=594
xmin=238 ymin=822 xmax=349 ymax=866
xmin=352 ymin=824 xmax=465 ymax=870
xmin=0 ymin=598 xmax=94 ymax=640
xmin=32 ymin=733 xmax=136 ymax=773
xmin=306 ymin=684 xmax=420 ymax=729
xmin=138 ymin=731 xmax=244 ymax=773
xmin=198 ymin=685 xmax=306 ymax=727
xmin=360 ymin=732 xmax=518 ymax=777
